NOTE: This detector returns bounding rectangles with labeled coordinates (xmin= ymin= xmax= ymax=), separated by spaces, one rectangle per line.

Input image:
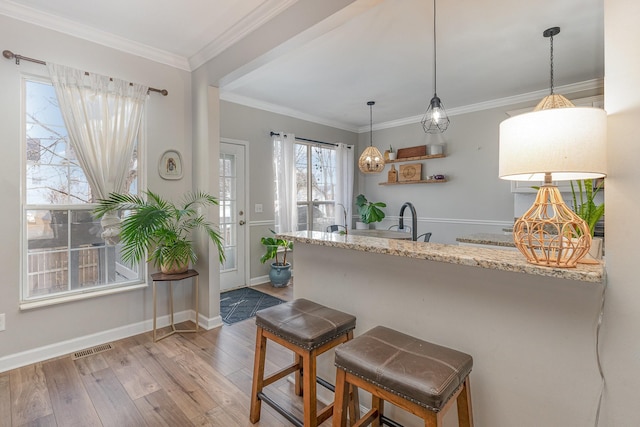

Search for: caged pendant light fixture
xmin=421 ymin=0 xmax=450 ymax=133
xmin=358 ymin=101 xmax=385 ymax=174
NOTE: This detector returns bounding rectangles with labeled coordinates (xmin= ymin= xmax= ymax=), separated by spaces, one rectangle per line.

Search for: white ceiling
xmin=1 ymin=0 xmax=604 ymax=132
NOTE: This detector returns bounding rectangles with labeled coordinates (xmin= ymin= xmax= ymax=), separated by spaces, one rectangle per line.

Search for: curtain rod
xmin=269 ymin=132 xmax=351 ymax=149
xmin=3 ymin=50 xmax=168 ymax=96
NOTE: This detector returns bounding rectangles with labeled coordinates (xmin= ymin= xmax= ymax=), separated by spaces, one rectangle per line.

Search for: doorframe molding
xmin=221 ymin=138 xmax=251 ymax=289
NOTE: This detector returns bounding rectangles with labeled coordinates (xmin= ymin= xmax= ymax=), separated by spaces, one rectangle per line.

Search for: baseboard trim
xmin=0 ymin=309 xmax=220 ymax=373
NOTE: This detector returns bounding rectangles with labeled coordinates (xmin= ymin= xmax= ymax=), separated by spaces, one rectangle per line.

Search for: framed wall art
xmin=159 ymin=150 xmax=183 ymax=180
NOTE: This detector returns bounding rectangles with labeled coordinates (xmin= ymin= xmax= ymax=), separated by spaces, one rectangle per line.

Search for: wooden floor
xmin=0 ymin=283 xmax=336 ymax=427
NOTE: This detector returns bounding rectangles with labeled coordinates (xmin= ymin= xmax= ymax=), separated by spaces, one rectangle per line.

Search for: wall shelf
xmin=386 ymin=153 xmax=445 ymax=163
xmin=379 ymin=179 xmax=447 ymax=186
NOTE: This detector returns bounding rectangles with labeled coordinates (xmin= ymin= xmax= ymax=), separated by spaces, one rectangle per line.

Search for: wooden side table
xmin=151 ymin=269 xmax=199 ymax=342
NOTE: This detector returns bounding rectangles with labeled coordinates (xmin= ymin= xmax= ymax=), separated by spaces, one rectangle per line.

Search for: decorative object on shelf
xmin=388 ymin=165 xmax=398 ymax=183
xmin=358 ymin=101 xmax=385 ymax=174
xmin=93 ymin=190 xmax=225 ymax=274
xmin=571 ymin=179 xmax=605 ymax=261
xmin=396 ymin=145 xmax=427 ymax=159
xmin=427 ymin=144 xmax=443 ymax=155
xmin=355 ymin=194 xmax=386 ymax=228
xmin=421 ymin=0 xmax=450 ymax=133
xmin=388 ymin=145 xmax=397 ymax=160
xmin=159 ymin=150 xmax=183 ymax=180
xmin=499 ymin=26 xmax=607 ymax=268
xmin=399 ymin=163 xmax=422 ymax=182
xmin=260 ymin=230 xmax=293 ymax=287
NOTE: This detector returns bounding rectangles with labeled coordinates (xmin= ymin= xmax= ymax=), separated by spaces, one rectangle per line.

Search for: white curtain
xmin=47 ymin=63 xmax=148 ymax=242
xmin=273 ymin=132 xmax=298 ymax=232
xmin=334 ymin=143 xmax=354 ymax=229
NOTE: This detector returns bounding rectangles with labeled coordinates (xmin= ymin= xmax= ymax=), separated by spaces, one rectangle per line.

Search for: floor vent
xmin=72 ymin=343 xmax=113 ymax=360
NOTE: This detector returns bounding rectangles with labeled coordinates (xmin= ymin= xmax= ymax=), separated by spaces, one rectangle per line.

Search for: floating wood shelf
xmin=379 ymin=179 xmax=447 ymax=186
xmin=386 ymin=154 xmax=445 ymax=163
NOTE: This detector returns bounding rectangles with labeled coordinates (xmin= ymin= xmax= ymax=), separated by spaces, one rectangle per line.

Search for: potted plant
xmin=260 ymin=230 xmax=293 ymax=287
xmin=571 ymin=179 xmax=604 ymax=258
xmin=388 ymin=145 xmax=397 ymax=161
xmin=93 ymin=190 xmax=225 ymax=274
xmin=355 ymin=194 xmax=386 ymax=229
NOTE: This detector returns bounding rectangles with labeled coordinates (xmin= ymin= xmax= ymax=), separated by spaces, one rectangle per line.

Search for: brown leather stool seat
xmin=332 ymin=326 xmax=474 ymax=427
xmin=250 ymin=299 xmax=358 ymax=427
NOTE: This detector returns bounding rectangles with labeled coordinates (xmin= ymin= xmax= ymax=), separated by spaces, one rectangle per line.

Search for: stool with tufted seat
xmin=332 ymin=325 xmax=474 ymax=427
xmin=250 ymin=298 xmax=358 ymax=427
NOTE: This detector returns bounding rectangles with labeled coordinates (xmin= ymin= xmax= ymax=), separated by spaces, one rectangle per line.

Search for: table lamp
xmin=499 ymin=106 xmax=607 ymax=267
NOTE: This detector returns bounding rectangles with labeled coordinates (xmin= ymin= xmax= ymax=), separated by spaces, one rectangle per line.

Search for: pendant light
xmin=358 ymin=101 xmax=385 ymax=174
xmin=533 ymin=27 xmax=575 ymax=111
xmin=421 ymin=0 xmax=450 ymax=133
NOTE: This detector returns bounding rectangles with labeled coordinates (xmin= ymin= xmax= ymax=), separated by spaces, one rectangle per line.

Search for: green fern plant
xmin=93 ymin=190 xmax=225 ymax=273
xmin=570 ymin=179 xmax=604 ymax=237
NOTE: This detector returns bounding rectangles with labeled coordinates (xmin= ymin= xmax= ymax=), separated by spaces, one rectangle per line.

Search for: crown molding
xmin=189 ymin=0 xmax=298 ymax=70
xmin=356 ymin=78 xmax=605 ymax=133
xmin=220 ymin=91 xmax=360 ymax=133
xmin=0 ymin=0 xmax=191 ymax=70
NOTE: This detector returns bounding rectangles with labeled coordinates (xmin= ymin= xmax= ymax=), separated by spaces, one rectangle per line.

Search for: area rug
xmin=220 ymin=287 xmax=285 ymax=325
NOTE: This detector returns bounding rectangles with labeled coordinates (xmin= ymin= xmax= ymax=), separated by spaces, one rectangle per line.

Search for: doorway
xmin=219 ymin=139 xmax=248 ymax=291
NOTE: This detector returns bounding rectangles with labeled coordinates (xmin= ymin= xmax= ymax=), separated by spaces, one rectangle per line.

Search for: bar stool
xmin=250 ymin=298 xmax=358 ymax=427
xmin=332 ymin=326 xmax=474 ymax=427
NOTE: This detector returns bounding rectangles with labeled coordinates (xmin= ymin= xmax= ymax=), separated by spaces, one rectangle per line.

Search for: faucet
xmin=399 ymin=202 xmax=417 ymax=241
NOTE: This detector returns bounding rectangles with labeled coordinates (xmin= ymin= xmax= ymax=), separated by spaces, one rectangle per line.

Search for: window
xmin=23 ymin=78 xmax=143 ymax=303
xmin=294 ymin=143 xmax=337 ymax=231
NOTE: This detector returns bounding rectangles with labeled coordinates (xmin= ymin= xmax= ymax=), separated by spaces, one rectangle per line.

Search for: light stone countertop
xmin=278 ymin=230 xmax=604 ymax=284
xmin=456 ymin=232 xmax=516 ymax=247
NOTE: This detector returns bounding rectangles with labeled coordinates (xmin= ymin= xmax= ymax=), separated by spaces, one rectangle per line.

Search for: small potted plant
xmin=355 ymin=194 xmax=386 ymax=229
xmin=93 ymin=190 xmax=225 ymax=274
xmin=388 ymin=145 xmax=397 ymax=161
xmin=260 ymin=230 xmax=293 ymax=287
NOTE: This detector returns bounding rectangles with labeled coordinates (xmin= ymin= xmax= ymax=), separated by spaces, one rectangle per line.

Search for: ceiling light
xmin=358 ymin=101 xmax=385 ymax=174
xmin=421 ymin=0 xmax=450 ymax=133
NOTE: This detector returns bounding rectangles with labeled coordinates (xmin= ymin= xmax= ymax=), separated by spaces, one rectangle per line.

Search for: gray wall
xmin=219 ymin=101 xmax=358 ymax=280
xmin=0 ymin=15 xmax=194 ymax=363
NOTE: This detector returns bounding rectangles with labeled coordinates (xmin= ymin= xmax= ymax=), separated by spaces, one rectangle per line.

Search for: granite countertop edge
xmin=278 ymin=231 xmax=604 ymax=284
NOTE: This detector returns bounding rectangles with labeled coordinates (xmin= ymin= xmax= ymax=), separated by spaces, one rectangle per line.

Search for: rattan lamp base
xmin=513 ymin=184 xmax=591 ymax=268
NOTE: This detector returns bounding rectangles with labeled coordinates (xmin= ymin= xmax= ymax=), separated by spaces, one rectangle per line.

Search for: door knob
xmin=239 ymin=220 xmax=246 ymax=225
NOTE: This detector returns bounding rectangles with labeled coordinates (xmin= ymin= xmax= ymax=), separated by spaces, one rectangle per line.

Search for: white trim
xmin=251 ymin=275 xmax=271 ymax=286
xmin=250 ymin=220 xmax=276 ymax=227
xmin=220 ymin=92 xmax=360 ymax=133
xmin=505 ymin=94 xmax=604 ymax=117
xmin=199 ymin=313 xmax=224 ymax=330
xmin=0 ymin=0 xmax=190 ymax=70
xmin=0 ymin=308 xmax=213 ymax=373
xmin=356 ymin=79 xmax=604 ymax=132
xmin=189 ymin=0 xmax=298 ymax=70
xmin=384 ymin=216 xmax=514 ymax=228
xmin=20 ymin=283 xmax=147 ymax=310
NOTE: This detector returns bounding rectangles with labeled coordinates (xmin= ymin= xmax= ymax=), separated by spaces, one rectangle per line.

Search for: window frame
xmin=20 ymin=73 xmax=148 ymax=309
xmin=295 ymin=142 xmax=337 ymax=231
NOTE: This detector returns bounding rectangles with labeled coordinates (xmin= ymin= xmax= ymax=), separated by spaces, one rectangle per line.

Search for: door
xmin=219 ymin=140 xmax=247 ymax=291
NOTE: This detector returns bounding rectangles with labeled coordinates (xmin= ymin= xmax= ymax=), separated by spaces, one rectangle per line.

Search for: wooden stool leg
xmin=457 ymin=377 xmax=474 ymax=427
xmin=250 ymin=326 xmax=267 ymax=423
xmin=302 ymin=349 xmax=318 ymax=427
xmin=347 ymin=383 xmax=360 ymax=426
xmin=294 ymin=353 xmax=303 ymax=396
xmin=332 ymin=368 xmax=349 ymax=427
xmin=371 ymin=396 xmax=384 ymax=427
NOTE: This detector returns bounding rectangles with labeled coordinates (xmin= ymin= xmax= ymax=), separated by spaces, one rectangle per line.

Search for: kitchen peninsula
xmin=280 ymin=231 xmax=604 ymax=426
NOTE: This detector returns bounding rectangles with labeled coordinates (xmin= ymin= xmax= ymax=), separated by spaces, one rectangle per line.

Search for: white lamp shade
xmin=499 ymin=107 xmax=607 ymax=181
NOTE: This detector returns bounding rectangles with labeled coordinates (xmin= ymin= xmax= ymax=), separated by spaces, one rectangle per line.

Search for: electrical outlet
xmin=255 ymin=204 xmax=263 ymax=213
xmin=0 ymin=314 xmax=5 ymax=331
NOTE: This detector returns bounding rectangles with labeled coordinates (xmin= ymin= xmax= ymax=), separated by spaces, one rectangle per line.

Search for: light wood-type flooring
xmin=0 ymin=283 xmax=332 ymax=427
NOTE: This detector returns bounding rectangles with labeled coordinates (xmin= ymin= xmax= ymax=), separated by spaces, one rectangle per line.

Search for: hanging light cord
xmin=433 ymin=0 xmax=437 ymax=95
xmin=369 ymin=103 xmax=373 ymax=146
xmin=549 ymin=32 xmax=555 ymax=95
